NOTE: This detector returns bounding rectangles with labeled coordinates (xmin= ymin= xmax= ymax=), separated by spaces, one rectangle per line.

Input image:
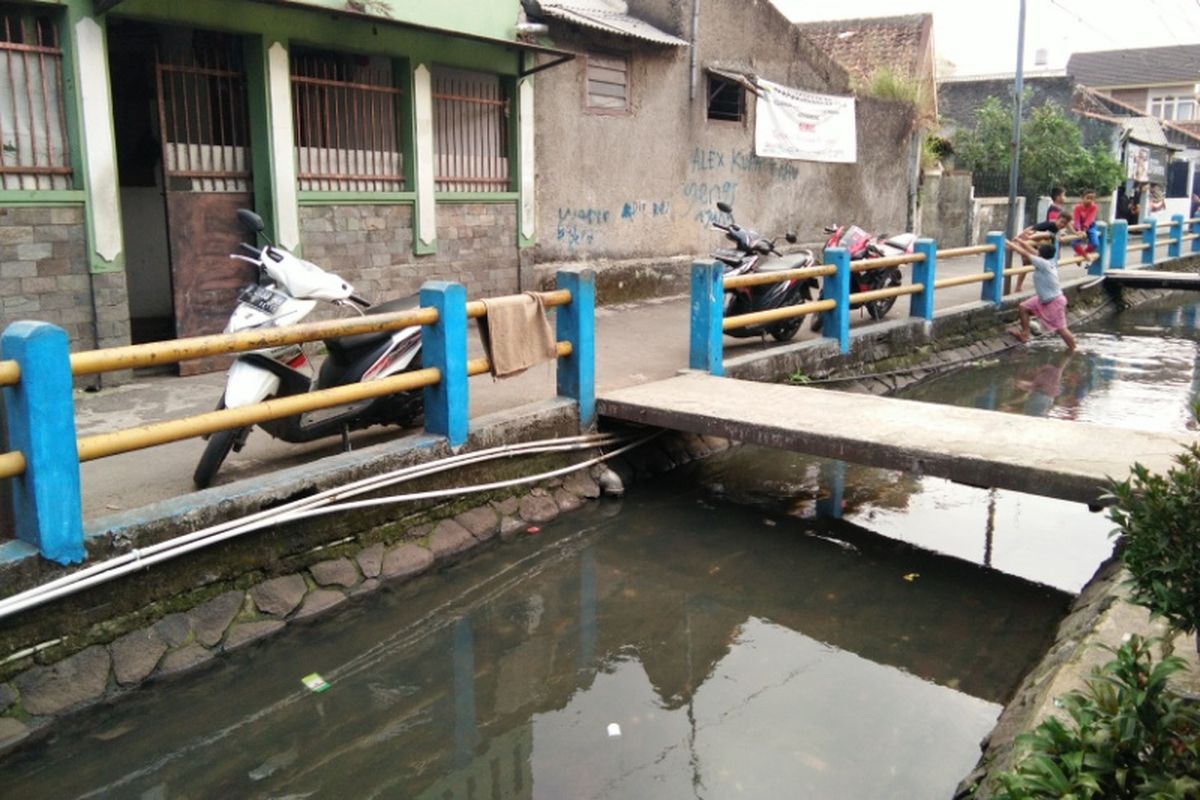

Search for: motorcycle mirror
xmin=785 ymin=232 xmax=798 ymax=244
xmin=716 ymin=201 xmax=733 ymax=214
xmin=823 ymin=225 xmax=837 ymax=234
xmin=236 ymin=208 xmax=266 ymax=235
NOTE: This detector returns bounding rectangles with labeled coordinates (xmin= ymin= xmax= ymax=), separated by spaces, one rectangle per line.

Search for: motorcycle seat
xmin=758 ymin=252 xmax=814 ymax=272
xmin=325 ymin=295 xmax=421 ymax=360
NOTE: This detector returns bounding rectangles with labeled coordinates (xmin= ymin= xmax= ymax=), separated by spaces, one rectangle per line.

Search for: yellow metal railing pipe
xmin=723 ymin=264 xmax=835 ymax=289
xmin=1127 ymin=243 xmax=1151 ymax=253
xmin=723 ymin=298 xmax=835 ymax=331
xmin=1183 ymin=234 xmax=1199 ymax=243
xmin=1003 ymin=266 xmax=1034 ymax=278
xmin=467 ymin=341 xmax=573 ymax=376
xmin=1057 ymin=255 xmax=1089 ymax=267
xmin=0 ymin=450 xmax=25 ymax=480
xmin=76 ymin=368 xmax=443 ymax=462
xmin=937 ymin=244 xmax=994 ymax=259
xmin=70 ymin=307 xmax=440 ymax=376
xmin=849 ymin=283 xmax=922 ymax=305
xmin=849 ymin=252 xmax=925 ymax=273
xmin=1128 ymin=224 xmax=1150 ymax=233
xmin=465 ymin=289 xmax=572 ymax=320
xmin=934 ymin=273 xmax=992 ymax=289
xmin=0 ymin=360 xmax=18 ymax=387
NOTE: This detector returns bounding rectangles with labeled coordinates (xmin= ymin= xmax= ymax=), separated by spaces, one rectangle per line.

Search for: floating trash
xmin=607 ymin=723 xmax=621 ymax=738
xmin=301 ymin=673 xmax=330 ymax=693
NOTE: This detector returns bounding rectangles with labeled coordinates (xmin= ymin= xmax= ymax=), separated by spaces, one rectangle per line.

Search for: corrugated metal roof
xmin=1066 ymin=44 xmax=1200 ymax=88
xmin=1121 ymin=117 xmax=1176 ymax=149
xmin=536 ymin=1 xmax=689 ymax=47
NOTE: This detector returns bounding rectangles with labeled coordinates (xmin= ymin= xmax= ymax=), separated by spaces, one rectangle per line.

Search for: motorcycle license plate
xmin=238 ymin=284 xmax=287 ymax=314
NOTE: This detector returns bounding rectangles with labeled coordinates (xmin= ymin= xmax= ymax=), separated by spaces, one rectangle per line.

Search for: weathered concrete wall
xmin=531 ymin=0 xmax=913 ymax=276
xmin=299 ymin=202 xmax=519 ymax=302
xmin=972 ymin=196 xmax=1025 ymax=244
xmin=919 ymin=169 xmax=974 ymax=246
xmin=0 ymin=205 xmax=130 ymax=353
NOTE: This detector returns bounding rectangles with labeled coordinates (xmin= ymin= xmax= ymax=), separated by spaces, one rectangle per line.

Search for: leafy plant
xmin=858 ymin=66 xmax=921 ymax=104
xmin=1109 ymin=441 xmax=1200 ymax=650
xmin=992 ymin=635 xmax=1200 ymax=799
xmin=787 ymin=370 xmax=812 ymax=385
xmin=953 ymin=98 xmax=1124 ymax=195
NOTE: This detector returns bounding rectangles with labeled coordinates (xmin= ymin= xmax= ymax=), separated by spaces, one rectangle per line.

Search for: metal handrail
xmin=0 ymin=360 xmax=17 ymax=387
xmin=723 ymin=298 xmax=835 ymax=331
xmin=1127 ymin=242 xmax=1151 ymax=252
xmin=849 ymin=252 xmax=925 ymax=273
xmin=724 ymin=264 xmax=835 ymax=290
xmin=938 ymin=244 xmax=995 ymax=258
xmin=0 ymin=451 xmax=25 ymax=481
xmin=935 ymin=272 xmax=992 ymax=289
xmin=850 ymin=283 xmax=922 ymax=304
xmin=1128 ymin=223 xmax=1151 ymax=233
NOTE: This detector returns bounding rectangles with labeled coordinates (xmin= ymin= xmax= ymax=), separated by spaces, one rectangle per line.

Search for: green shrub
xmin=1109 ymin=443 xmax=1200 ymax=646
xmin=992 ymin=635 xmax=1200 ymax=799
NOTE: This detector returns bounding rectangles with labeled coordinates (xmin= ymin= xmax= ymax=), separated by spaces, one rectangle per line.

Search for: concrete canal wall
xmin=0 ymin=257 xmax=1198 ymax=771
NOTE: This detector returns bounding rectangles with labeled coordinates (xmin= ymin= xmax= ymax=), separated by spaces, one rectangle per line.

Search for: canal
xmin=4 ymin=294 xmax=1199 ymax=799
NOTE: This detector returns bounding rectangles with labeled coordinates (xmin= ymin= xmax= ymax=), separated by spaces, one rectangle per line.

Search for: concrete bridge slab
xmin=598 ymin=373 xmax=1190 ymax=506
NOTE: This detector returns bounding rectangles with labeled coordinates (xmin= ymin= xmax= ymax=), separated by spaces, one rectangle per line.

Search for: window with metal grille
xmin=0 ymin=5 xmax=70 ymax=190
xmin=157 ymin=31 xmax=251 ymax=192
xmin=291 ymin=49 xmax=405 ymax=193
xmin=586 ymin=52 xmax=628 ymax=113
xmin=432 ymin=67 xmax=510 ymax=193
xmin=707 ymin=76 xmax=744 ymax=122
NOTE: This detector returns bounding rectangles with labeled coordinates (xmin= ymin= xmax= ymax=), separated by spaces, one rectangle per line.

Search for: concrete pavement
xmin=72 ymin=254 xmax=1007 ymax=518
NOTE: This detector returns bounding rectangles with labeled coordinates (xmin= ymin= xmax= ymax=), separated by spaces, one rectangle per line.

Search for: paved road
xmin=73 ymin=254 xmax=1018 ymax=519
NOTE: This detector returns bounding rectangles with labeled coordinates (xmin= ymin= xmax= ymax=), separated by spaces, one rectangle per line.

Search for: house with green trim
xmin=0 ymin=0 xmax=562 ymax=361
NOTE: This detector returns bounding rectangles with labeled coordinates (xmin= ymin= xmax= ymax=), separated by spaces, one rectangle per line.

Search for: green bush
xmin=992 ymin=636 xmax=1200 ymax=799
xmin=1109 ymin=443 xmax=1200 ymax=645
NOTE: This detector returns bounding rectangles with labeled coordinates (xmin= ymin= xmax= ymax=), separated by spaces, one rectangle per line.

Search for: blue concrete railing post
xmin=1109 ymin=220 xmax=1128 ymax=269
xmin=981 ymin=231 xmax=1005 ymax=306
xmin=1168 ymin=214 xmax=1184 ymax=260
xmin=420 ymin=281 xmax=468 ymax=447
xmin=909 ymin=238 xmax=936 ymax=321
xmin=821 ymin=247 xmax=851 ymax=353
xmin=1141 ymin=218 xmax=1157 ymax=267
xmin=689 ymin=260 xmax=725 ymax=376
xmin=555 ymin=267 xmax=595 ymax=428
xmin=1090 ymin=222 xmax=1107 ymax=277
xmin=1 ymin=321 xmax=85 ymax=565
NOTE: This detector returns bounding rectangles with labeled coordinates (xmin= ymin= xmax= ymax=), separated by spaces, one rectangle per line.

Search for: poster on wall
xmin=1125 ymin=141 xmax=1167 ymax=185
xmin=754 ymin=79 xmax=856 ymax=163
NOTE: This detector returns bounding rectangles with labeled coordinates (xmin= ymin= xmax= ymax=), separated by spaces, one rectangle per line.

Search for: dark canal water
xmin=4 ymin=296 xmax=1200 ymax=800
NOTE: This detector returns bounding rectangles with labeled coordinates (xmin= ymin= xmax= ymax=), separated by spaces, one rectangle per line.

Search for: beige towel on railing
xmin=478 ymin=292 xmax=558 ymax=378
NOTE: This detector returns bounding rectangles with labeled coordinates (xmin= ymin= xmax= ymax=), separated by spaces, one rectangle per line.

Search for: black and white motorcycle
xmin=193 ymin=209 xmax=423 ymax=489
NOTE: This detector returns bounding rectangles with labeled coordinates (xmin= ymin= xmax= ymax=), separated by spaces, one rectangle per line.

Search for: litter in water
xmin=607 ymin=723 xmax=622 ymax=737
xmin=301 ymin=672 xmax=330 ymax=693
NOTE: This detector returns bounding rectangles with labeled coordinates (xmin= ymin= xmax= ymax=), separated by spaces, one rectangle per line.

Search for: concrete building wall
xmin=0 ymin=205 xmax=130 ymax=352
xmin=299 ymin=202 xmax=519 ymax=303
xmin=919 ymin=170 xmax=973 ymax=247
xmin=532 ymin=0 xmax=913 ymax=273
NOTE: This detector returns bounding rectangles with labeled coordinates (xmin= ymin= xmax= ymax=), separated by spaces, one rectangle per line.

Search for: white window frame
xmin=1149 ymin=93 xmax=1197 ymax=122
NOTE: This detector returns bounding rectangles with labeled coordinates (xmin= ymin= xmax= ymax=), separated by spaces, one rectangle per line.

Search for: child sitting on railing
xmin=1007 ymin=237 xmax=1077 ymax=352
xmin=1071 ymin=190 xmax=1099 ymax=258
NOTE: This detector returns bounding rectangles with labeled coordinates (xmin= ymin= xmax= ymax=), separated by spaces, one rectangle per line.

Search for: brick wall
xmin=0 ymin=205 xmax=130 ymax=352
xmin=298 ymin=202 xmax=520 ymax=304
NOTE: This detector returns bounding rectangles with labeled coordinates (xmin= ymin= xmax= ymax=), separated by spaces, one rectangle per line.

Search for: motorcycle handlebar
xmin=239 ymin=242 xmax=262 ymax=257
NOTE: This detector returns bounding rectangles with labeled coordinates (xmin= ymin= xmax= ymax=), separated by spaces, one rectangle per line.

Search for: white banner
xmin=754 ymin=79 xmax=856 ymax=164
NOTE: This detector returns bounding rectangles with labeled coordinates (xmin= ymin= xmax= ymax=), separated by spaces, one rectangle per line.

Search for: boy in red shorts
xmin=1006 ymin=237 xmax=1077 ymax=352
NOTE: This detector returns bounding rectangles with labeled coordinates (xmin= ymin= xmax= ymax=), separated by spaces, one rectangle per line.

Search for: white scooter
xmin=193 ymin=209 xmax=423 ymax=489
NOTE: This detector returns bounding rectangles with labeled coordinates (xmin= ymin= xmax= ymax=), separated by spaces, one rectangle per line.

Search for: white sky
xmin=771 ymin=0 xmax=1200 ymax=76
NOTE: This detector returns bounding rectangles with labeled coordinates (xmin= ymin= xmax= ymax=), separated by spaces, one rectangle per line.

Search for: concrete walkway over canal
xmin=598 ymin=372 xmax=1191 ymax=506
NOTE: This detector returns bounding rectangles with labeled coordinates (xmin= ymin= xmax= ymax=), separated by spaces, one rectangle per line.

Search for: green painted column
xmin=62 ymin=1 xmax=123 ymax=273
xmin=412 ymin=63 xmax=437 ymax=254
xmin=245 ymin=35 xmax=300 ymax=251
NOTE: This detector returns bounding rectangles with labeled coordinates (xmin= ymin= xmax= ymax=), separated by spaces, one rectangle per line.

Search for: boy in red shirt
xmin=1071 ymin=190 xmax=1099 ymax=258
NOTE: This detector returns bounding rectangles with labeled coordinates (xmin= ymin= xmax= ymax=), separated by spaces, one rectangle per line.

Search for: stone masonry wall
xmin=298 ymin=202 xmax=520 ymax=305
xmin=0 ymin=205 xmax=130 ymax=353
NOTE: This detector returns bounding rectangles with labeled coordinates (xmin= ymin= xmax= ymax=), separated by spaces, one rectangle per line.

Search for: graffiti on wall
xmin=556 ymin=201 xmax=671 ymax=251
xmin=683 ymin=146 xmax=801 ymax=224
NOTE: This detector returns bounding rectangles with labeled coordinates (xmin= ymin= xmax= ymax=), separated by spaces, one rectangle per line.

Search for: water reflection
xmin=0 ymin=494 xmax=1065 ymax=799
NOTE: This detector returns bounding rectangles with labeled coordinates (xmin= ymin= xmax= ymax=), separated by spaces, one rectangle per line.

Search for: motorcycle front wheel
xmin=770 ymin=316 xmax=805 ymax=342
xmin=865 ymin=268 xmax=903 ymax=320
xmin=193 ymin=427 xmax=247 ymax=489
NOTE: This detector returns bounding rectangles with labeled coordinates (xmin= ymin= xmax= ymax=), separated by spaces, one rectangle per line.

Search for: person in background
xmin=1046 ymin=187 xmax=1065 ymax=222
xmin=1014 ymin=214 xmax=1070 ymax=292
xmin=1007 ymin=237 xmax=1077 ymax=352
xmin=1071 ymin=190 xmax=1099 ymax=259
xmin=1148 ymin=183 xmax=1166 ymax=214
xmin=1191 ymin=192 xmax=1199 ymax=220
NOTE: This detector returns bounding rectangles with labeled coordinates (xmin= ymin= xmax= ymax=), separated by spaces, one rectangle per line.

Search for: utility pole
xmin=1005 ymin=0 xmax=1027 ymax=243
